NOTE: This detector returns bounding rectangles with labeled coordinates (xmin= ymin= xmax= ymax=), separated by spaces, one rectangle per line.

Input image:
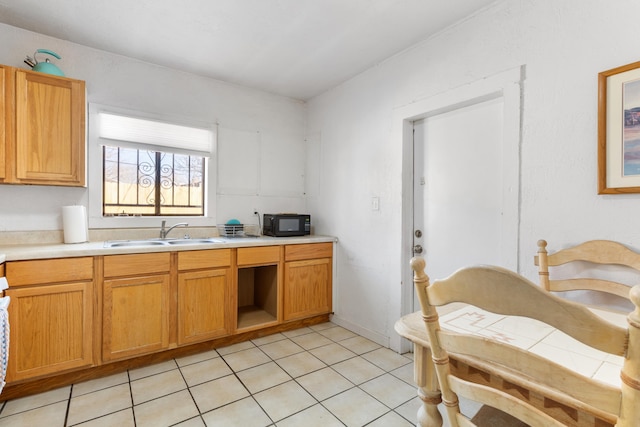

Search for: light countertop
xmin=0 ymin=235 xmax=337 ymax=262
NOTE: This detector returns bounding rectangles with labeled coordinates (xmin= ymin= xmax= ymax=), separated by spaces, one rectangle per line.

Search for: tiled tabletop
xmin=437 ymin=305 xmax=628 ymax=387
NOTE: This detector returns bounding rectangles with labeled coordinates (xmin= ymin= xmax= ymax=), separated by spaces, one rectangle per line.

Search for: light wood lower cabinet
xmin=177 ymin=249 xmax=232 ymax=345
xmin=2 ymin=242 xmax=333 ymax=386
xmin=102 ymin=253 xmax=171 ymax=362
xmin=283 ymin=243 xmax=333 ymax=321
xmin=5 ymin=257 xmax=94 ymax=382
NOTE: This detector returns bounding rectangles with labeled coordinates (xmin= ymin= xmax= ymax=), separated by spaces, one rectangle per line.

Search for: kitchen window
xmin=103 ymin=146 xmax=205 ymax=216
xmin=88 ymin=106 xmax=216 ymax=225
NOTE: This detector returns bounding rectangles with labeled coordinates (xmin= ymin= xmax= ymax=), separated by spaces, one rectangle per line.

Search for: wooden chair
xmin=535 ymin=239 xmax=640 ymax=302
xmin=410 ymin=256 xmax=640 ymax=427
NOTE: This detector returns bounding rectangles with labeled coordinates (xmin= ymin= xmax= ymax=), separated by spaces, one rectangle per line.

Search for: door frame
xmin=391 ymin=66 xmax=524 ymax=352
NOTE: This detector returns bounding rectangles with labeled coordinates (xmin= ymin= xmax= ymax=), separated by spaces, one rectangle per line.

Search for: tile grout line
xmin=175 ymin=357 xmax=207 ymax=427
xmin=225 ymin=327 xmax=356 ymax=424
xmin=127 ymin=370 xmax=137 ymax=427
xmin=260 ymin=328 xmax=415 ymax=425
xmin=253 ymin=336 xmax=340 ymax=426
xmin=213 ymin=344 xmax=278 ymax=426
xmin=63 ymin=384 xmax=72 ymax=427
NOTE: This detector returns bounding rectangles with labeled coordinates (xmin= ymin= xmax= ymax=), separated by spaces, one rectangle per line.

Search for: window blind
xmin=98 ymin=112 xmax=213 ymax=154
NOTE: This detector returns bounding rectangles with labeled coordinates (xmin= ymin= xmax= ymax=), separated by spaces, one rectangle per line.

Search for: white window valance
xmin=98 ymin=112 xmax=214 ymax=154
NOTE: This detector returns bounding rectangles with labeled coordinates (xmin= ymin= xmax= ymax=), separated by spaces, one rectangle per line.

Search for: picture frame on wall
xmin=598 ymin=60 xmax=640 ymax=194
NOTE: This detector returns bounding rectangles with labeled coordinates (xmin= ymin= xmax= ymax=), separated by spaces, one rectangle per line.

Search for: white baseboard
xmin=329 ymin=314 xmax=390 ymax=349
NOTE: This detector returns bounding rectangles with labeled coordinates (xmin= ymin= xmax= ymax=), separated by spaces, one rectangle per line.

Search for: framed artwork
xmin=598 ymin=60 xmax=640 ymax=194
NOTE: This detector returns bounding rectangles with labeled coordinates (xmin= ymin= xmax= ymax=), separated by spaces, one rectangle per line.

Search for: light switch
xmin=371 ymin=196 xmax=379 ymax=211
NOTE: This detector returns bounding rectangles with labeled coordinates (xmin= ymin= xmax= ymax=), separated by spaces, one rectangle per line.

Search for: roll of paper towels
xmin=62 ymin=205 xmax=88 ymax=244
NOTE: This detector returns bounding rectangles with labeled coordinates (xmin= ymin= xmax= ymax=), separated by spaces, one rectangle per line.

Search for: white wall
xmin=4 ymin=1 xmax=640 ymax=349
xmin=0 ymin=23 xmax=307 ymax=232
xmin=306 ymin=0 xmax=640 ymax=347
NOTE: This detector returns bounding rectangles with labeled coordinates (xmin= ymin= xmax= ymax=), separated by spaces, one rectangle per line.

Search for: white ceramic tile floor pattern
xmin=0 ymin=323 xmax=422 ymax=427
xmin=1 ymin=308 xmax=622 ymax=426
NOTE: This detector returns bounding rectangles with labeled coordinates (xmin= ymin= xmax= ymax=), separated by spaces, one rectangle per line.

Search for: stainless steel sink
xmin=104 ymin=238 xmax=225 ymax=248
xmin=105 ymin=240 xmax=167 ymax=247
xmin=166 ymin=238 xmax=224 ymax=245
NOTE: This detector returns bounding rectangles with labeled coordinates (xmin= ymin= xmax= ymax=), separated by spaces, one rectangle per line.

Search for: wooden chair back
xmin=411 ymin=256 xmax=640 ymax=426
xmin=534 ymin=239 xmax=640 ymax=301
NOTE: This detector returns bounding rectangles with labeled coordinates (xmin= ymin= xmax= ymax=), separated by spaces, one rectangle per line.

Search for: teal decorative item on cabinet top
xmin=31 ymin=49 xmax=65 ymax=76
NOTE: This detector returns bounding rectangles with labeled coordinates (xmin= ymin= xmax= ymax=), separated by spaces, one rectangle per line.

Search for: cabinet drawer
xmin=178 ymin=249 xmax=232 ymax=271
xmin=285 ymin=243 xmax=333 ymax=262
xmin=7 ymin=257 xmax=93 ymax=286
xmin=237 ymin=246 xmax=280 ymax=266
xmin=104 ymin=253 xmax=170 ymax=277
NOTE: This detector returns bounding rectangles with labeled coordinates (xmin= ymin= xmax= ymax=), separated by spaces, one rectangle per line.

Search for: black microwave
xmin=263 ymin=214 xmax=310 ymax=237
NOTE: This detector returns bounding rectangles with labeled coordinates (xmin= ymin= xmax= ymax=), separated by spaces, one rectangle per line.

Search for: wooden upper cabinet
xmin=15 ymin=70 xmax=86 ymax=186
xmin=0 ymin=65 xmax=86 ymax=186
xmin=0 ymin=65 xmax=10 ymax=180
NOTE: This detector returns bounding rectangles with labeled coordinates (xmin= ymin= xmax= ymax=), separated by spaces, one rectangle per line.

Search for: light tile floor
xmin=0 ymin=322 xmax=422 ymax=427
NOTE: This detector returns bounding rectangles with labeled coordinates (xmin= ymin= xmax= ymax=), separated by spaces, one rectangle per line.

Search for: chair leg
xmin=414 ymin=344 xmax=443 ymax=427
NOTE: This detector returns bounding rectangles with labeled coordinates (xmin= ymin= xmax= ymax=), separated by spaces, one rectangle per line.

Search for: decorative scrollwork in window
xmin=103 ymin=146 xmax=204 ymax=216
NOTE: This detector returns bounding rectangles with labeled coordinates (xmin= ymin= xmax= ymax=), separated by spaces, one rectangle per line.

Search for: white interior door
xmin=412 ymin=97 xmax=506 ymax=307
xmin=394 ymin=67 xmax=521 ymax=353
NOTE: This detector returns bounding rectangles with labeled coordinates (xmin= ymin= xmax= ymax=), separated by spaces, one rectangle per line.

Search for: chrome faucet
xmin=159 ymin=220 xmax=189 ymax=239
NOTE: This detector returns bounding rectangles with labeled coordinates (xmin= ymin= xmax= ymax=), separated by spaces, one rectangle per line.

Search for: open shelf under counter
xmin=237 ymin=305 xmax=278 ymax=330
xmin=236 ymin=263 xmax=279 ymax=331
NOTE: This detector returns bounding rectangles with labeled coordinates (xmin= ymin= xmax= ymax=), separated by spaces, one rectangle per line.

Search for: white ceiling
xmin=0 ymin=0 xmax=496 ymax=100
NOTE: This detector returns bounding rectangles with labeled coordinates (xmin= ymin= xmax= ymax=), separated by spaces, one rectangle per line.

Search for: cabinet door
xmin=6 ymin=282 xmax=93 ymax=382
xmin=0 ymin=65 xmax=10 ymax=181
xmin=103 ymin=274 xmax=170 ymax=361
xmin=283 ymin=258 xmax=332 ymax=321
xmin=177 ymin=268 xmax=231 ymax=346
xmin=14 ymin=70 xmax=85 ymax=186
